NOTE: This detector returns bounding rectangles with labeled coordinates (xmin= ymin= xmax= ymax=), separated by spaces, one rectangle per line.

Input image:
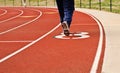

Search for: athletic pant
xmin=56 ymin=0 xmax=75 ymax=27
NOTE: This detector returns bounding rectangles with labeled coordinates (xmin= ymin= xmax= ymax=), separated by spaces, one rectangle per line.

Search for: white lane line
xmin=0 ymin=9 xmax=42 ymax=35
xmin=0 ymin=23 xmax=61 ymax=63
xmin=0 ymin=40 xmax=33 ymax=43
xmin=76 ymin=10 xmax=104 ymax=73
xmin=0 ymin=9 xmax=7 ymax=16
xmin=0 ymin=9 xmax=23 ymax=24
xmin=89 ymin=14 xmax=104 ymax=73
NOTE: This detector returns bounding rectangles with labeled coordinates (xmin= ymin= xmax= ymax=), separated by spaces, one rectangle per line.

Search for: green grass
xmin=0 ymin=0 xmax=120 ymax=14
xmin=74 ymin=0 xmax=120 ymax=13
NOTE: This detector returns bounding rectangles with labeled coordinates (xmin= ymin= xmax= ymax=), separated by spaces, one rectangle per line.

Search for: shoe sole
xmin=64 ymin=30 xmax=70 ymax=36
xmin=61 ymin=23 xmax=70 ymax=36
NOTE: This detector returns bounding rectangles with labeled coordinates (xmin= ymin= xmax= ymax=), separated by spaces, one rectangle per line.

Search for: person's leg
xmin=22 ymin=0 xmax=26 ymax=7
xmin=56 ymin=0 xmax=74 ymax=36
xmin=63 ymin=0 xmax=75 ymax=27
xmin=56 ymin=0 xmax=64 ymax=23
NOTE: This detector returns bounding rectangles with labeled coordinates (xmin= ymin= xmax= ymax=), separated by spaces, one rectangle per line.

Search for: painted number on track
xmin=54 ymin=32 xmax=90 ymax=39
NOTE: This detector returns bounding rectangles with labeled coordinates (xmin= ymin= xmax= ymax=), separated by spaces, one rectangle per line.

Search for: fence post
xmin=29 ymin=0 xmax=31 ymax=6
xmin=37 ymin=0 xmax=39 ymax=6
xmin=21 ymin=0 xmax=22 ymax=6
xmin=89 ymin=0 xmax=91 ymax=9
xmin=99 ymin=0 xmax=101 ymax=10
xmin=54 ymin=0 xmax=56 ymax=6
xmin=110 ymin=0 xmax=112 ymax=12
xmin=4 ymin=0 xmax=6 ymax=6
xmin=46 ymin=0 xmax=47 ymax=7
xmin=80 ymin=0 xmax=82 ymax=8
xmin=13 ymin=0 xmax=15 ymax=6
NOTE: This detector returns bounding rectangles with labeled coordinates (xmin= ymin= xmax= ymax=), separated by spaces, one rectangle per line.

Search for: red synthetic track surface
xmin=0 ymin=7 xmax=105 ymax=73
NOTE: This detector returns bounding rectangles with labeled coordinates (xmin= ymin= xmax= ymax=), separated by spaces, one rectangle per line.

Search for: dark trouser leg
xmin=56 ymin=0 xmax=64 ymax=23
xmin=63 ymin=0 xmax=75 ymax=27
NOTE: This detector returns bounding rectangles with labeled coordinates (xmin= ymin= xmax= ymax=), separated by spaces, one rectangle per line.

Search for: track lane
xmin=0 ymin=7 xmax=43 ymax=60
xmin=0 ymin=9 xmax=7 ymax=17
xmin=0 ymin=7 xmax=105 ymax=73
xmin=0 ymin=11 xmax=41 ymax=35
xmin=0 ymin=8 xmax=41 ymax=34
xmin=0 ymin=7 xmax=59 ymax=61
xmin=0 ymin=8 xmax=23 ymax=23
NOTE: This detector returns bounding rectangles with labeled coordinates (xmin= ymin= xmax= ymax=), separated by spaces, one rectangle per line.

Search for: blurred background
xmin=0 ymin=0 xmax=120 ymax=13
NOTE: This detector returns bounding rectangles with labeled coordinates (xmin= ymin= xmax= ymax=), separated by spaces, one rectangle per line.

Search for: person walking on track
xmin=22 ymin=0 xmax=27 ymax=7
xmin=56 ymin=0 xmax=75 ymax=36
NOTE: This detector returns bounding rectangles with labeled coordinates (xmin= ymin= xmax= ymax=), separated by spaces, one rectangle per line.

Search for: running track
xmin=0 ymin=7 xmax=105 ymax=73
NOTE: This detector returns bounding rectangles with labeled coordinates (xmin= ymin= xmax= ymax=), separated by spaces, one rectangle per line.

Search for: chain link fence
xmin=0 ymin=0 xmax=120 ymax=13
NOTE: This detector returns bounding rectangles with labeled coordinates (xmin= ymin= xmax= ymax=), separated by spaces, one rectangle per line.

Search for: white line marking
xmin=0 ymin=40 xmax=33 ymax=43
xmin=0 ymin=9 xmax=42 ymax=35
xmin=54 ymin=32 xmax=90 ymax=40
xmin=76 ymin=10 xmax=104 ymax=73
xmin=0 ymin=23 xmax=61 ymax=63
xmin=0 ymin=9 xmax=23 ymax=24
xmin=0 ymin=9 xmax=7 ymax=16
xmin=89 ymin=14 xmax=103 ymax=73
